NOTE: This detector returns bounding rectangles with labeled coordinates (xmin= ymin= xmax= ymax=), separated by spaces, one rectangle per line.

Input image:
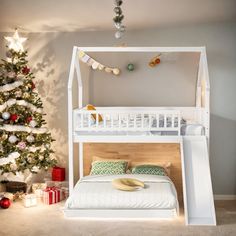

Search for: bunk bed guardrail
xmin=73 ymin=109 xmax=181 ymax=134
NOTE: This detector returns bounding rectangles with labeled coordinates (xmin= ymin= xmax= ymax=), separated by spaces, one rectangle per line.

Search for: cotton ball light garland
xmin=8 ymin=135 xmax=18 ymax=144
xmin=2 ymin=112 xmax=10 ymax=120
xmin=92 ymin=61 xmax=99 ymax=70
xmin=113 ymin=68 xmax=120 ymax=75
xmin=105 ymin=67 xmax=113 ymax=73
xmin=98 ymin=64 xmax=104 ymax=70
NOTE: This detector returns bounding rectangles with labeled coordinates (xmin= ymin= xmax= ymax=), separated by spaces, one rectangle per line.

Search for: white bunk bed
xmin=65 ymin=47 xmax=216 ymax=226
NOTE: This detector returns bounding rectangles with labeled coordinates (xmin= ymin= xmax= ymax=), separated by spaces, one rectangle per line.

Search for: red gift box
xmin=43 ymin=187 xmax=62 ymax=205
xmin=52 ymin=167 xmax=65 ymax=181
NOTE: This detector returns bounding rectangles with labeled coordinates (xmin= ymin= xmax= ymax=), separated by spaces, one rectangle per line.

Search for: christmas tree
xmin=0 ymin=30 xmax=56 ymax=180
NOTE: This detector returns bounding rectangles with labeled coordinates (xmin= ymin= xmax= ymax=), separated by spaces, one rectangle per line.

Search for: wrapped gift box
xmin=23 ymin=194 xmax=37 ymax=208
xmin=61 ymin=187 xmax=69 ymax=199
xmin=52 ymin=167 xmax=65 ymax=181
xmin=45 ymin=180 xmax=68 ymax=188
xmin=43 ymin=187 xmax=62 ymax=205
xmin=32 ymin=183 xmax=47 ymax=198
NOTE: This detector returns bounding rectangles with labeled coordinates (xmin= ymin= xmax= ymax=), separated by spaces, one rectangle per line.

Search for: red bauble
xmin=22 ymin=66 xmax=30 ymax=75
xmin=0 ymin=197 xmax=11 ymax=209
xmin=10 ymin=114 xmax=18 ymax=122
xmin=31 ymin=82 xmax=35 ymax=90
xmin=155 ymin=58 xmax=161 ymax=64
xmin=26 ymin=116 xmax=32 ymax=123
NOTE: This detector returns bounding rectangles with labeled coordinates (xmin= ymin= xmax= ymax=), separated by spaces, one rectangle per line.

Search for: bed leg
xmin=79 ymin=142 xmax=84 ymax=179
xmin=68 ymin=135 xmax=74 ymax=195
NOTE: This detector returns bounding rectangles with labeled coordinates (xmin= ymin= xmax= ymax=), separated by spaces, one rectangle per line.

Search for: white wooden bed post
xmin=68 ymin=46 xmax=84 ymax=194
xmin=74 ymin=49 xmax=84 ymax=180
xmin=196 ymin=47 xmax=210 ymax=145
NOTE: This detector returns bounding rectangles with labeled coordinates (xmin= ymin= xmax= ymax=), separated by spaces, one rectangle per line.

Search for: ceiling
xmin=0 ymin=0 xmax=236 ymax=32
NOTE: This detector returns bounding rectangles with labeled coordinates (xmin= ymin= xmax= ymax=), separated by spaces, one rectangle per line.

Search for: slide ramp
xmin=182 ymin=136 xmax=216 ymax=225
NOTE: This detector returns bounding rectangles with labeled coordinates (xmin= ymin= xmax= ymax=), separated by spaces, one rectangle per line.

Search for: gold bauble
xmin=23 ymin=92 xmax=30 ymax=99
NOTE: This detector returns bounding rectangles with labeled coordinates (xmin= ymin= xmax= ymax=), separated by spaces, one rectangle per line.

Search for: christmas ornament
xmin=127 ymin=63 xmax=135 ymax=71
xmin=115 ymin=31 xmax=124 ymax=39
xmin=2 ymin=111 xmax=10 ymax=120
xmin=26 ymin=116 xmax=32 ymax=123
xmin=0 ymin=197 xmax=11 ymax=209
xmin=22 ymin=66 xmax=30 ymax=75
xmin=7 ymin=71 xmax=16 ymax=78
xmin=10 ymin=114 xmax=18 ymax=122
xmin=15 ymin=90 xmax=22 ymax=97
xmin=149 ymin=55 xmax=161 ymax=67
xmin=17 ymin=141 xmax=26 ymax=150
xmin=114 ymin=0 xmax=123 ymax=6
xmin=29 ymin=120 xmax=37 ymax=128
xmin=27 ymin=156 xmax=33 ymax=163
xmin=26 ymin=135 xmax=35 ymax=143
xmin=10 ymin=163 xmax=18 ymax=171
xmin=4 ymin=29 xmax=27 ymax=52
xmin=8 ymin=135 xmax=18 ymax=143
xmin=113 ymin=0 xmax=126 ymax=39
xmin=0 ymin=134 xmax=8 ymax=141
xmin=22 ymin=92 xmax=30 ymax=99
xmin=31 ymin=82 xmax=35 ymax=90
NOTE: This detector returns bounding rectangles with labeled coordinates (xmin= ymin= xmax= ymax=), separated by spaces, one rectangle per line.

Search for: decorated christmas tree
xmin=0 ymin=30 xmax=56 ymax=181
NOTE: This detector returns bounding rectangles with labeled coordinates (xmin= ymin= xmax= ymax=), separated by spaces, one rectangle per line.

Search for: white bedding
xmin=65 ymin=174 xmax=178 ymax=211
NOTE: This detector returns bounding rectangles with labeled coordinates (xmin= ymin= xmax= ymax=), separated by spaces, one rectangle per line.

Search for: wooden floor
xmin=0 ymin=200 xmax=236 ymax=236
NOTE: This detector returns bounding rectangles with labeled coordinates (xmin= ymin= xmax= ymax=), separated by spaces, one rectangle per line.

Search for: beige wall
xmin=86 ymin=52 xmax=199 ymax=107
xmin=0 ymin=21 xmax=236 ymax=194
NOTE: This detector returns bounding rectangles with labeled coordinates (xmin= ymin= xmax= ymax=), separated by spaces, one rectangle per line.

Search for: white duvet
xmin=65 ymin=174 xmax=178 ymax=211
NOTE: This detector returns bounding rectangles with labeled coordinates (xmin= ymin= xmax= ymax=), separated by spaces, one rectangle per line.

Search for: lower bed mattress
xmin=65 ymin=174 xmax=179 ymax=211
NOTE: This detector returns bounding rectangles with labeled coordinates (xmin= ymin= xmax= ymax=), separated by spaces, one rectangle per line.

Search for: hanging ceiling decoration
xmin=149 ymin=54 xmax=162 ymax=67
xmin=113 ymin=0 xmax=126 ymax=39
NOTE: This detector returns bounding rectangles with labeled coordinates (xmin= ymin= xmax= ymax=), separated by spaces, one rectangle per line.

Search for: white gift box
xmin=23 ymin=194 xmax=37 ymax=207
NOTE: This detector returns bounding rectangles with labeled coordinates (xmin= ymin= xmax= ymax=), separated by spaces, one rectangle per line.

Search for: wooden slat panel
xmin=83 ymin=143 xmax=183 ymax=202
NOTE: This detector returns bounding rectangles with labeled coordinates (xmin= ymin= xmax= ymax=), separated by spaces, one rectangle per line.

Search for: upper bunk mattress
xmin=65 ymin=174 xmax=178 ymax=210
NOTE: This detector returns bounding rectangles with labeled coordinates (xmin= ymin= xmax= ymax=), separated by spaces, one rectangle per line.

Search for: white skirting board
xmin=214 ymin=195 xmax=236 ymax=200
xmin=182 ymin=136 xmax=216 ymax=225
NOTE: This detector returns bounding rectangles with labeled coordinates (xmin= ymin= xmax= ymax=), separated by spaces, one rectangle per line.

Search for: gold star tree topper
xmin=4 ymin=29 xmax=27 ymax=52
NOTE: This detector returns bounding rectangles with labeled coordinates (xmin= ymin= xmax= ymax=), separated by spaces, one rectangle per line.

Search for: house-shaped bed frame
xmin=67 ymin=46 xmax=216 ymax=225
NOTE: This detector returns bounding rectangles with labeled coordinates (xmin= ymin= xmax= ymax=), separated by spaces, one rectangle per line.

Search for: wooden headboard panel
xmin=83 ymin=143 xmax=183 ymax=201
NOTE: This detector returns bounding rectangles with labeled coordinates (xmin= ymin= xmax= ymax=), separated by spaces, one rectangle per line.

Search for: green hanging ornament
xmin=127 ymin=63 xmax=135 ymax=71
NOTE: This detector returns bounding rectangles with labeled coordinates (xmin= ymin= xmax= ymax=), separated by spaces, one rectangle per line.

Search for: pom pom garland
xmin=78 ymin=51 xmax=121 ymax=76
